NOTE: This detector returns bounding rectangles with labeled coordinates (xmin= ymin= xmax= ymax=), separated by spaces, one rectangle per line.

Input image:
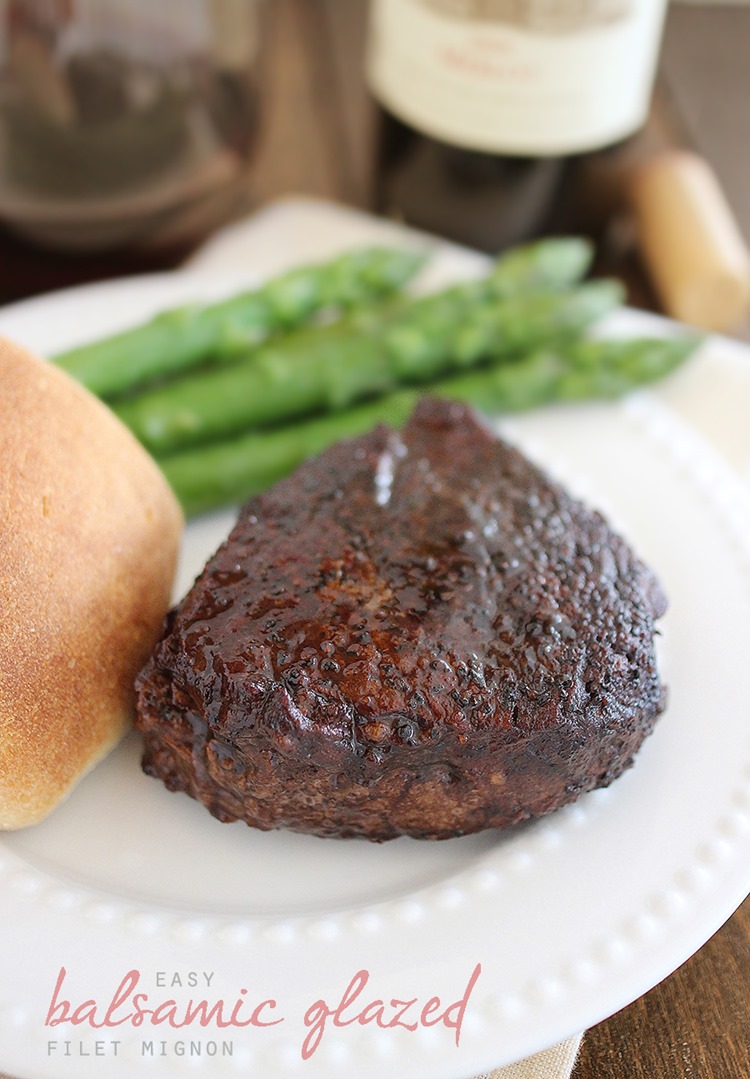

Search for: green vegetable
xmin=115 ymin=279 xmax=621 ymax=454
xmin=54 ymin=235 xmax=591 ymax=402
xmin=481 ymin=235 xmax=593 ymax=294
xmin=161 ymin=335 xmax=697 ymax=517
xmin=52 ymin=246 xmax=428 ymax=398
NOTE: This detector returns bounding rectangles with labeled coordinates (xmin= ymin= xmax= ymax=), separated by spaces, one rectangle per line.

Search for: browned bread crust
xmin=0 ymin=338 xmax=183 ymax=828
xmin=136 ymin=398 xmax=666 ymax=841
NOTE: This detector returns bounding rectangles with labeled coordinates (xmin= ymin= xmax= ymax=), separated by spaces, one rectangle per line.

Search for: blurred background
xmin=0 ymin=5 xmax=747 ymax=1079
xmin=0 ymin=0 xmax=747 ymax=338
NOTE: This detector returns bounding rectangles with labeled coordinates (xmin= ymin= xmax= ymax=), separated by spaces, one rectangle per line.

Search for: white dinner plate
xmin=0 ymin=200 xmax=749 ymax=1079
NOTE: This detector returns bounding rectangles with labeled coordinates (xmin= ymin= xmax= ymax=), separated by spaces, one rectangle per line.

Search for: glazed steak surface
xmin=135 ymin=398 xmax=667 ymax=840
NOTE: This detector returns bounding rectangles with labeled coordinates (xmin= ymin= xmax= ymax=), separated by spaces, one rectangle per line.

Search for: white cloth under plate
xmin=477 ymin=1035 xmax=582 ymax=1079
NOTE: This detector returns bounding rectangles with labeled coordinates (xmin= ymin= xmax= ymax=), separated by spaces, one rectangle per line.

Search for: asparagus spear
xmin=481 ymin=236 xmax=592 ymax=294
xmin=53 ymin=237 xmax=591 ymax=401
xmin=115 ymin=279 xmax=621 ymax=454
xmin=161 ymin=335 xmax=697 ymax=517
xmin=52 ymin=246 xmax=428 ymax=398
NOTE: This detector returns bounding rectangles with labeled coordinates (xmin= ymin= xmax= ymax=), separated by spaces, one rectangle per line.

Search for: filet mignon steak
xmin=135 ymin=398 xmax=667 ymax=840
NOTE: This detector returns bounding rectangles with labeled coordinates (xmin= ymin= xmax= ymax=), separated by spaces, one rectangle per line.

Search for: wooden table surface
xmin=0 ymin=3 xmax=748 ymax=1078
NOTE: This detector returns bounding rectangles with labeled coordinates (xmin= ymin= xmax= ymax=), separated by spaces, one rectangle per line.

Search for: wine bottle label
xmin=367 ymin=0 xmax=668 ymax=154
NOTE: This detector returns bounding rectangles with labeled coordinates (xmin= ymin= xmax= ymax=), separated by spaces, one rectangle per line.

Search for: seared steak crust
xmin=135 ymin=398 xmax=667 ymax=840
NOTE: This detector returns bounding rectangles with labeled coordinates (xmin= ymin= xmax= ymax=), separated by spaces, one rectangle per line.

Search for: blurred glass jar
xmin=0 ymin=0 xmax=263 ymax=251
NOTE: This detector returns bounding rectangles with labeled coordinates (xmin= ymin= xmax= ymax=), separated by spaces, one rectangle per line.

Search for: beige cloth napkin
xmin=475 ymin=1035 xmax=582 ymax=1079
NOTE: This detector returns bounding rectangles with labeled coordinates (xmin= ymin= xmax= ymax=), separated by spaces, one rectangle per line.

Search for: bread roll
xmin=0 ymin=338 xmax=183 ymax=829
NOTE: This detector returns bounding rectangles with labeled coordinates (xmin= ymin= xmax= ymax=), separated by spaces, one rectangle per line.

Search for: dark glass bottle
xmin=367 ymin=0 xmax=667 ymax=252
xmin=373 ymin=107 xmax=569 ymax=251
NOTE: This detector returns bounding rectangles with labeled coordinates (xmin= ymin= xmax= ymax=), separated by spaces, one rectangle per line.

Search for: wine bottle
xmin=366 ymin=0 xmax=668 ymax=251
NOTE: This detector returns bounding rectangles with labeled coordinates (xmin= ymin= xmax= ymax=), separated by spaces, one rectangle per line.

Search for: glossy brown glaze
xmin=135 ymin=399 xmax=667 ymax=840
